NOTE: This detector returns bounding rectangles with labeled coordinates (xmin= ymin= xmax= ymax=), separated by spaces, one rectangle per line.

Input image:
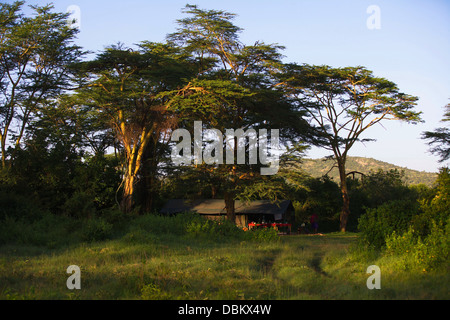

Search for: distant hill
xmin=298 ymin=157 xmax=438 ymax=187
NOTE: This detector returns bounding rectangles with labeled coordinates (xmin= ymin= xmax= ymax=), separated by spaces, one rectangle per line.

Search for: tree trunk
xmin=139 ymin=172 xmax=154 ymax=214
xmin=1 ymin=148 xmax=5 ymax=169
xmin=224 ymin=192 xmax=236 ymax=225
xmin=337 ymin=159 xmax=350 ymax=232
xmin=138 ymin=145 xmax=156 ymax=214
xmin=1 ymin=132 xmax=7 ymax=169
xmin=121 ymin=174 xmax=135 ymax=214
xmin=119 ymin=129 xmax=151 ymax=214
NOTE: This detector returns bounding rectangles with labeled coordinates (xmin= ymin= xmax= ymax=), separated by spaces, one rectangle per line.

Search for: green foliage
xmin=357 ymin=167 xmax=450 ymax=270
xmin=127 ymin=212 xmax=196 ymax=237
xmin=0 ymin=1 xmax=84 ymax=167
xmin=385 ymin=220 xmax=449 ymax=270
xmin=141 ymin=283 xmax=172 ymax=300
xmin=358 ymin=169 xmax=415 ymax=207
xmin=0 ymin=2 xmax=433 ymax=243
xmin=357 ymin=199 xmax=420 ymax=249
xmin=0 ymin=212 xmax=80 ymax=248
xmin=294 ymin=175 xmax=341 ymax=231
xmin=71 ymin=154 xmax=121 ymax=211
xmin=248 ymin=227 xmax=280 ymax=242
xmin=0 ymin=208 xmax=120 ymax=247
xmin=63 ymin=192 xmax=96 ymax=219
xmin=281 ymin=64 xmax=421 ymax=231
xmin=345 ymin=169 xmax=418 ymax=230
xmin=2 ymin=232 xmax=447 ymax=300
xmin=384 ymin=228 xmax=417 ymax=258
xmin=126 ymin=212 xmax=280 ymax=243
xmin=81 ymin=217 xmax=113 ymax=242
xmin=5 ymin=126 xmax=85 ymax=213
xmin=3 ymin=120 xmax=121 ymax=216
xmin=0 ymin=190 xmax=44 ymax=221
xmin=422 ymin=102 xmax=450 ymax=163
xmin=161 ymin=4 xmax=312 ymax=222
xmin=185 ymin=217 xmax=241 ymax=240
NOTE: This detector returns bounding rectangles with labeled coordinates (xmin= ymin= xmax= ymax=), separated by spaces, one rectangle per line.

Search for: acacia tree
xmin=70 ymin=43 xmax=196 ymax=213
xmin=282 ymin=64 xmax=421 ymax=232
xmin=166 ymin=5 xmax=311 ymax=224
xmin=0 ymin=1 xmax=83 ymax=168
xmin=422 ymin=102 xmax=450 ymax=163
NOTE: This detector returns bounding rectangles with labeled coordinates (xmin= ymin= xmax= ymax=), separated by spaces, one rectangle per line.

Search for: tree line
xmin=2 ymin=2 xmax=445 ymax=233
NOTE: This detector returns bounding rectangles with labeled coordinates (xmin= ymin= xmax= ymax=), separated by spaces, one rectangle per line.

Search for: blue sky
xmin=18 ymin=0 xmax=450 ymax=172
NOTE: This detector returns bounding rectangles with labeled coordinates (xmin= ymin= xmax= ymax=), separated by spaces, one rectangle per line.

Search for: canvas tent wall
xmin=160 ymin=199 xmax=294 ymax=227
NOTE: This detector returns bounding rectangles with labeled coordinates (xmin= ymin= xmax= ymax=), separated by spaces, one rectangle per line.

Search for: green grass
xmin=0 ymin=213 xmax=447 ymax=300
xmin=1 ymin=226 xmax=448 ymax=300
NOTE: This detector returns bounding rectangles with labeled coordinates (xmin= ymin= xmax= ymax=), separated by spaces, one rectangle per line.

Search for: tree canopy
xmin=0 ymin=1 xmax=84 ymax=168
xmin=280 ymin=64 xmax=421 ymax=231
xmin=422 ymin=102 xmax=450 ymax=163
xmin=0 ymin=2 xmax=429 ymax=233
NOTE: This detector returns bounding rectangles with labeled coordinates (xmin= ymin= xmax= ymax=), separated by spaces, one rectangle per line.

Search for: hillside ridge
xmin=299 ymin=156 xmax=438 ymax=187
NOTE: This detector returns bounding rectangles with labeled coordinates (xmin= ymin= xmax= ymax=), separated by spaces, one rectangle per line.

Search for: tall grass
xmin=0 ymin=212 xmax=448 ymax=300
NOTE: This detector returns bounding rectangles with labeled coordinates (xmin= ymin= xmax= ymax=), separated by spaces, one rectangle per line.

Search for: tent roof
xmin=160 ymin=199 xmax=293 ymax=215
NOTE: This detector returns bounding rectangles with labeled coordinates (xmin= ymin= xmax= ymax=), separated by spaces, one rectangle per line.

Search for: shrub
xmin=385 ymin=219 xmax=449 ymax=270
xmin=0 ymin=191 xmax=44 ymax=221
xmin=127 ymin=212 xmax=199 ymax=237
xmin=249 ymin=227 xmax=280 ymax=242
xmin=417 ymin=219 xmax=449 ymax=269
xmin=81 ymin=217 xmax=113 ymax=242
xmin=357 ymin=199 xmax=420 ymax=249
xmin=123 ymin=229 xmax=159 ymax=244
xmin=358 ymin=167 xmax=450 ymax=270
xmin=185 ymin=216 xmax=246 ymax=241
xmin=0 ymin=212 xmax=79 ymax=248
xmin=385 ymin=228 xmax=416 ymax=256
xmin=125 ymin=212 xmax=280 ymax=243
xmin=63 ymin=192 xmax=96 ymax=219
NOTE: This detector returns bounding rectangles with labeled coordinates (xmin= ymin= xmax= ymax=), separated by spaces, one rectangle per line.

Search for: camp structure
xmin=160 ymin=199 xmax=294 ymax=228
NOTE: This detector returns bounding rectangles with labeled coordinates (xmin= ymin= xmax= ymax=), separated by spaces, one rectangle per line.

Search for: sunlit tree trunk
xmin=121 ymin=173 xmax=136 ymax=214
xmin=119 ymin=127 xmax=153 ymax=213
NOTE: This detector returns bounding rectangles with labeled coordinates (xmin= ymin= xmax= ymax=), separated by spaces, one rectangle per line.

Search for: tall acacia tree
xmin=0 ymin=1 xmax=84 ymax=168
xmin=282 ymin=64 xmax=421 ymax=232
xmin=166 ymin=5 xmax=312 ymax=223
xmin=70 ymin=43 xmax=196 ymax=213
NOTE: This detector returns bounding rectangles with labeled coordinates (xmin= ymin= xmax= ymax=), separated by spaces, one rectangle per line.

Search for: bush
xmin=385 ymin=228 xmax=416 ymax=256
xmin=125 ymin=212 xmax=280 ymax=243
xmin=63 ymin=191 xmax=96 ymax=219
xmin=81 ymin=217 xmax=113 ymax=242
xmin=0 ymin=191 xmax=44 ymax=221
xmin=385 ymin=219 xmax=449 ymax=270
xmin=123 ymin=229 xmax=160 ymax=244
xmin=417 ymin=219 xmax=449 ymax=269
xmin=357 ymin=167 xmax=450 ymax=271
xmin=248 ymin=227 xmax=280 ymax=242
xmin=127 ymin=212 xmax=199 ymax=237
xmin=0 ymin=212 xmax=80 ymax=248
xmin=357 ymin=199 xmax=420 ymax=249
xmin=185 ymin=217 xmax=244 ymax=240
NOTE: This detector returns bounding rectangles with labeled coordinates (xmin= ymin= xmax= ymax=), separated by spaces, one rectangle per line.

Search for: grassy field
xmin=0 ymin=223 xmax=448 ymax=300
